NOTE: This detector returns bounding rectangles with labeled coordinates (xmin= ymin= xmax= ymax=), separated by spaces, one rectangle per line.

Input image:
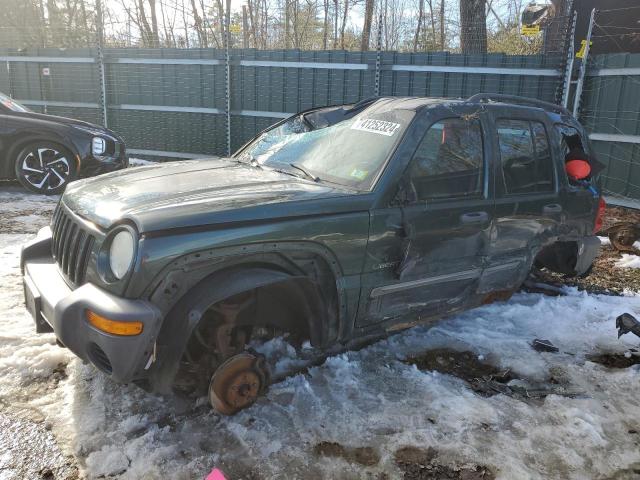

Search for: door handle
xmin=460 ymin=211 xmax=489 ymax=224
xmin=543 ymin=203 xmax=563 ymax=214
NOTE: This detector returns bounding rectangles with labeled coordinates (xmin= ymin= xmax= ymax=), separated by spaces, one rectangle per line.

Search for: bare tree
xmin=460 ymin=0 xmax=487 ymax=53
xmin=439 ymin=0 xmax=445 ymax=49
xmin=189 ymin=0 xmax=208 ymax=47
xmin=361 ymin=0 xmax=374 ymax=50
xmin=414 ymin=0 xmax=424 ymax=51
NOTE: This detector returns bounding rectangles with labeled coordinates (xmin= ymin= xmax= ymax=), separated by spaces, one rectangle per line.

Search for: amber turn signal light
xmin=85 ymin=310 xmax=143 ymax=336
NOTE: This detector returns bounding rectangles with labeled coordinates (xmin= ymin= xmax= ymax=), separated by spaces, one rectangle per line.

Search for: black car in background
xmin=0 ymin=92 xmax=127 ymax=194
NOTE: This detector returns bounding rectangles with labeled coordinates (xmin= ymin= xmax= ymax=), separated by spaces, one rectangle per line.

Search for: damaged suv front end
xmin=21 ymin=204 xmax=161 ymax=382
xmin=20 ymin=98 xmax=414 ymax=390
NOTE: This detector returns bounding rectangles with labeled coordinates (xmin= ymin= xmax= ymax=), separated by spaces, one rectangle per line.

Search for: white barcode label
xmin=350 ymin=118 xmax=401 ymax=136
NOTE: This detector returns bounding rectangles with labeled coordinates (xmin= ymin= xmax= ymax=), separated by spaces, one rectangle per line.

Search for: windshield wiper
xmin=289 ymin=163 xmax=319 ymax=182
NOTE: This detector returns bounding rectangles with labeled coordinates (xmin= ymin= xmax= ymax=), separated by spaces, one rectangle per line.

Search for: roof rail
xmin=466 ymin=93 xmax=569 ymax=115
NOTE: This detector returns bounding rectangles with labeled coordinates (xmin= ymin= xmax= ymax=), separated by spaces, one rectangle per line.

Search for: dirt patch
xmin=602 ymin=207 xmax=640 ymax=231
xmin=313 ymin=441 xmax=380 ymax=466
xmin=588 ymin=351 xmax=640 ymax=369
xmin=405 ymin=349 xmax=515 ymax=397
xmin=0 ymin=411 xmax=79 ymax=480
xmin=0 ymin=209 xmax=54 ymax=234
xmin=394 ymin=446 xmax=495 ymax=480
xmin=405 ymin=349 xmax=582 ymax=400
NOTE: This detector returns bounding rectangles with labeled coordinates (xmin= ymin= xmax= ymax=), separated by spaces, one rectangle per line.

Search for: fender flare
xmin=148 ymin=266 xmax=329 ymax=392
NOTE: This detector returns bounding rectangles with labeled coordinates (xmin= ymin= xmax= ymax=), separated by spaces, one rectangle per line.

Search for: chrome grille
xmin=50 ymin=205 xmax=95 ymax=285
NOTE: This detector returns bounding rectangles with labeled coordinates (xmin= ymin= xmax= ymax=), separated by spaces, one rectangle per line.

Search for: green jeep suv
xmin=21 ymin=95 xmax=603 ymax=414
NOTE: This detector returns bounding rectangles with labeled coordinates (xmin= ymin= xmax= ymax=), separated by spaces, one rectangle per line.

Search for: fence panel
xmin=581 ymin=53 xmax=640 ymax=199
xmin=0 ymin=47 xmax=565 ymax=159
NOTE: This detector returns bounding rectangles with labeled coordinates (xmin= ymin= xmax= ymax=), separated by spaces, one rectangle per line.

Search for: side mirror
xmin=565 ymin=159 xmax=591 ymax=181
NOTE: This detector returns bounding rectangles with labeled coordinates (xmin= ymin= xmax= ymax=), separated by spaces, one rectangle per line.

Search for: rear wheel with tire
xmin=14 ymin=142 xmax=76 ymax=195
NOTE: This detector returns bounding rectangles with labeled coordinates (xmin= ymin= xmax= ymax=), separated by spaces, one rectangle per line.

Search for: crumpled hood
xmin=63 ymin=158 xmax=357 ymax=232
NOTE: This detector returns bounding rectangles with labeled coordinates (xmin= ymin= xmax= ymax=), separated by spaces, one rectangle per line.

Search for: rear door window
xmin=497 ymin=119 xmax=554 ymax=194
xmin=408 ymin=117 xmax=484 ymax=200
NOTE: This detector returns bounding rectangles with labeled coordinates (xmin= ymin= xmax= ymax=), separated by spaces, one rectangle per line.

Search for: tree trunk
xmin=439 ymin=0 xmax=445 ymax=49
xmin=339 ymin=0 xmax=348 ymax=49
xmin=148 ymin=0 xmax=160 ymax=47
xmin=292 ymin=0 xmax=299 ymax=48
xmin=414 ymin=0 xmax=424 ymax=52
xmin=322 ymin=0 xmax=329 ymax=49
xmin=360 ymin=0 xmax=374 ymax=51
xmin=332 ymin=0 xmax=338 ymax=48
xmin=216 ymin=0 xmax=225 ymax=45
xmin=247 ymin=0 xmax=258 ymax=48
xmin=79 ymin=0 xmax=88 ymax=45
xmin=190 ymin=0 xmax=207 ymax=47
xmin=459 ymin=0 xmax=486 ymax=54
xmin=242 ymin=5 xmax=249 ymax=48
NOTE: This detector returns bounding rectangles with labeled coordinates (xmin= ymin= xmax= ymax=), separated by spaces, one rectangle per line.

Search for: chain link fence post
xmin=374 ymin=11 xmax=383 ymax=97
xmin=572 ymin=8 xmax=596 ymax=119
xmin=224 ymin=0 xmax=232 ymax=157
xmin=561 ymin=11 xmax=577 ymax=108
xmin=95 ymin=0 xmax=108 ymax=127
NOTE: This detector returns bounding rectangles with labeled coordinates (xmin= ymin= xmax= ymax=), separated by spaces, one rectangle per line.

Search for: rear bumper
xmin=21 ymin=228 xmax=161 ymax=383
xmin=575 ymin=235 xmax=601 ymax=276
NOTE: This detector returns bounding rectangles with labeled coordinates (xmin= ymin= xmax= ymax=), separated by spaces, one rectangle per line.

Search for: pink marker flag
xmin=205 ymin=468 xmax=227 ymax=480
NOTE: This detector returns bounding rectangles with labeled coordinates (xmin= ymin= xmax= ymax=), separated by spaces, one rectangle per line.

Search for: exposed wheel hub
xmin=209 ymin=352 xmax=270 ymax=415
xmin=607 ymin=222 xmax=640 ymax=252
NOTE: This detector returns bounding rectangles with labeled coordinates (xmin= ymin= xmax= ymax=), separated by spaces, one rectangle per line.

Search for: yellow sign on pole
xmin=521 ymin=24 xmax=541 ymax=36
xmin=229 ymin=24 xmax=241 ymax=34
xmin=576 ymin=40 xmax=593 ymax=59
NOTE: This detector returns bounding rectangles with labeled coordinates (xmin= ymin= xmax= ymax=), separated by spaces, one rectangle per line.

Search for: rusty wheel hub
xmin=607 ymin=222 xmax=640 ymax=252
xmin=209 ymin=352 xmax=270 ymax=415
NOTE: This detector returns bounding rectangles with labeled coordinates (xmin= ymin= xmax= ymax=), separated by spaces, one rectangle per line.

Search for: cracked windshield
xmin=238 ymin=103 xmax=415 ymax=190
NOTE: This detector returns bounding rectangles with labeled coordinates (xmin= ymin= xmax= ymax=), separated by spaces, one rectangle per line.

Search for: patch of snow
xmin=615 ymin=254 xmax=640 ymax=269
xmin=1 ymin=187 xmax=640 ymax=479
xmin=85 ymin=445 xmax=130 ymax=477
xmin=128 ymin=157 xmax=157 ymax=167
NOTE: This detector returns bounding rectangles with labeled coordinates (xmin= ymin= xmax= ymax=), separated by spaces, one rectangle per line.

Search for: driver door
xmin=357 ymin=109 xmax=493 ymax=328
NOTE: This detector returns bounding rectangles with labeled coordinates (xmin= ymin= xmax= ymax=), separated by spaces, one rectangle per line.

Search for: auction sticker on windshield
xmin=351 ymin=118 xmax=401 ymax=136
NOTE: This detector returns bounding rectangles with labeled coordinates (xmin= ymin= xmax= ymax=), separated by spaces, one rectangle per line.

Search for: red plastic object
xmin=565 ymin=159 xmax=591 ymax=180
xmin=206 ymin=468 xmax=227 ymax=480
xmin=594 ymin=197 xmax=606 ymax=233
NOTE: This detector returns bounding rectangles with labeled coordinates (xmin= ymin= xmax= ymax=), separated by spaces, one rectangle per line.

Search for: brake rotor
xmin=607 ymin=222 xmax=640 ymax=252
xmin=209 ymin=352 xmax=270 ymax=415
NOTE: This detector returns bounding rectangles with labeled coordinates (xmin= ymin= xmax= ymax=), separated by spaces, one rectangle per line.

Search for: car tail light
xmin=594 ymin=197 xmax=606 ymax=233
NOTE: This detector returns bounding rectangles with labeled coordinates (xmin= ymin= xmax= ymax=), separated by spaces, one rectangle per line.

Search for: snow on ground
xmin=1 ymin=184 xmax=640 ymax=479
xmin=128 ymin=157 xmax=157 ymax=167
xmin=617 ymin=254 xmax=640 ymax=270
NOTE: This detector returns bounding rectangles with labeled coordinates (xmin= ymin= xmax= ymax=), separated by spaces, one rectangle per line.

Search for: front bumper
xmin=21 ymin=228 xmax=161 ymax=383
xmin=78 ymin=143 xmax=129 ymax=178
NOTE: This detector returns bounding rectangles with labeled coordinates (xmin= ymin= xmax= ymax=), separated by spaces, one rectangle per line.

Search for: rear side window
xmin=556 ymin=124 xmax=587 ymax=159
xmin=408 ymin=117 xmax=484 ymax=200
xmin=497 ymin=119 xmax=554 ymax=194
